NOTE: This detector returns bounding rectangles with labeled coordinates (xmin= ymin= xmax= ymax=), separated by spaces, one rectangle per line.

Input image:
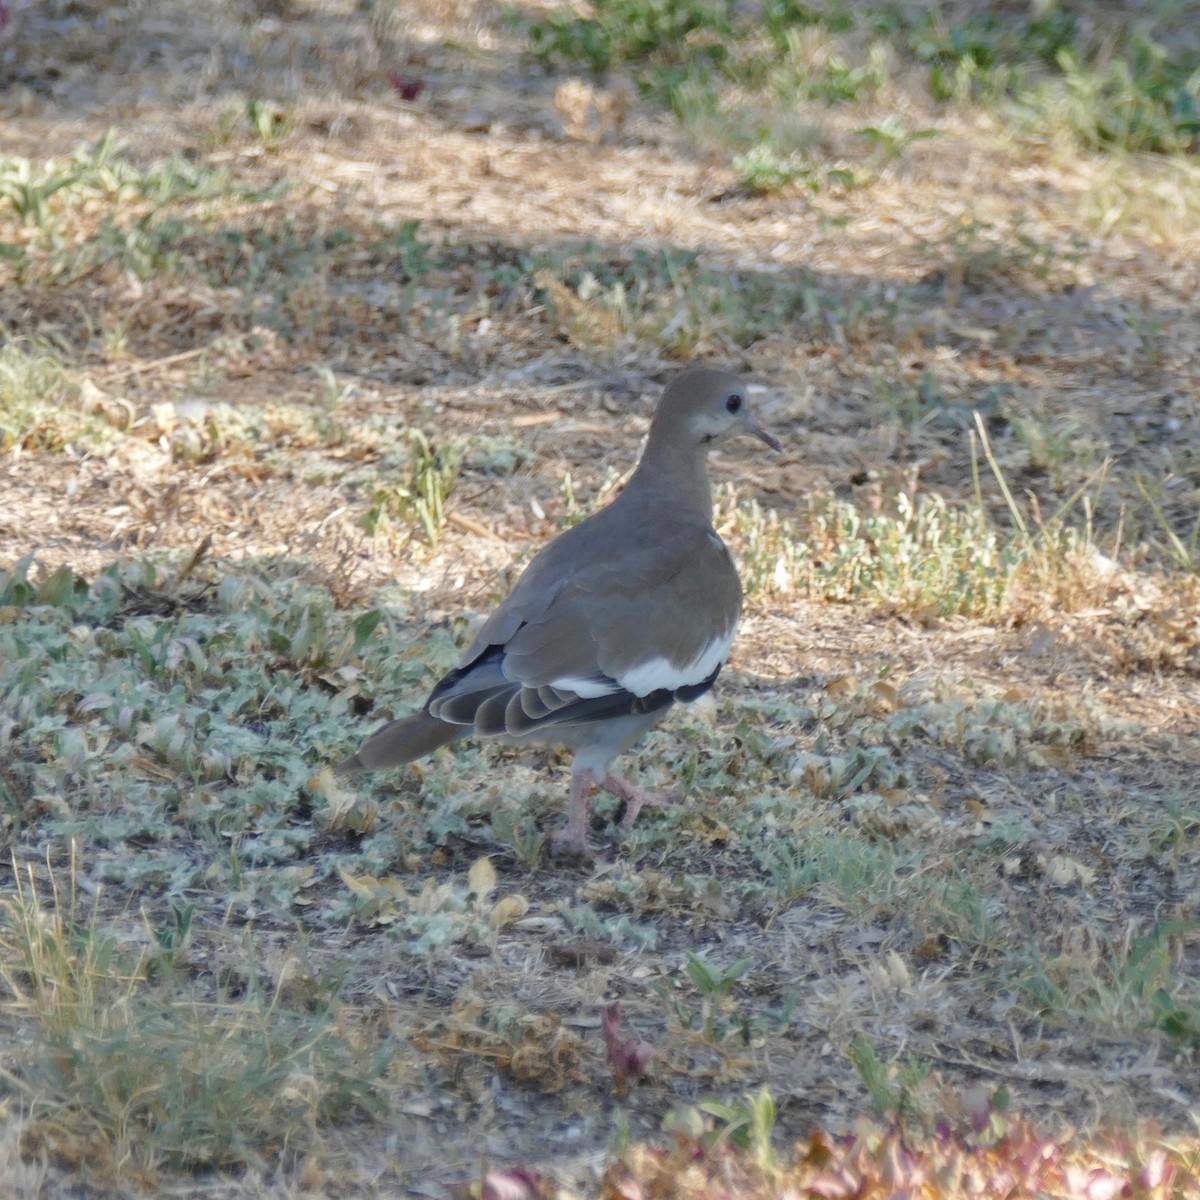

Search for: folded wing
xmin=426 ymin=522 xmax=742 ymax=739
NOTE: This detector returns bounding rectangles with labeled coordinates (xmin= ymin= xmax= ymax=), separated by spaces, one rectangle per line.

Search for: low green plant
xmin=1149 ymin=988 xmax=1200 ymax=1052
xmin=733 ymin=146 xmax=818 ymax=195
xmin=871 ymin=367 xmax=960 ymax=430
xmin=726 ymin=484 xmax=1020 ymax=617
xmin=1047 ymin=39 xmax=1200 ymax=155
xmin=848 ymin=1035 xmax=932 ymax=1121
xmin=699 ymin=1086 xmax=779 ymax=1169
xmin=145 ymin=900 xmax=197 ymax=974
xmin=525 ymin=0 xmax=1197 ymax=161
xmin=1018 ymin=919 xmax=1200 ymax=1053
xmin=1107 ymin=920 xmax=1200 ymax=1047
xmin=767 ymin=33 xmax=889 ymax=105
xmin=0 ymin=130 xmax=237 ymax=232
xmin=1011 ymin=410 xmax=1099 ymax=487
xmin=654 ymin=951 xmax=756 ymax=1043
xmin=529 ymin=0 xmax=732 ymax=77
xmin=244 ymin=98 xmax=293 ymax=149
xmin=686 ymin=950 xmax=753 ymax=1000
xmin=362 ymin=429 xmax=459 ymax=547
xmin=758 ymin=833 xmax=901 ymax=906
xmin=0 ymin=153 xmax=85 ymax=227
xmin=489 ymin=807 xmax=549 ymax=867
xmin=763 ymin=0 xmax=853 ymax=48
xmin=855 ymin=115 xmax=938 ymax=160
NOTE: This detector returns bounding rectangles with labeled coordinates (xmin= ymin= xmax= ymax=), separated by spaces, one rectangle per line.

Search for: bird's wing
xmin=426 ymin=521 xmax=743 ymax=739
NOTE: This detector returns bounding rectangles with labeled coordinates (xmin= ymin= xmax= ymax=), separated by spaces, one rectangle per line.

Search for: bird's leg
xmin=602 ymin=773 xmax=684 ymax=832
xmin=552 ymin=768 xmax=597 ymax=857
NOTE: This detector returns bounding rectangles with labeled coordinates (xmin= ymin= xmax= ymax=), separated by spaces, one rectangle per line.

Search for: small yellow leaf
xmin=1028 ymin=745 xmax=1074 ymax=770
xmin=305 ymin=766 xmax=339 ymax=799
xmin=1043 ymin=855 xmax=1097 ymax=888
xmin=468 ymin=855 xmax=497 ymax=899
xmin=337 ymin=864 xmax=379 ymax=898
xmin=489 ymin=894 xmax=530 ymax=929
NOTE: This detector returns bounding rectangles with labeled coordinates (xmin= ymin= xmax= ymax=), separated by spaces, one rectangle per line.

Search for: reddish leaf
xmin=387 ymin=71 xmax=425 ymax=101
xmin=599 ymin=1003 xmax=654 ymax=1096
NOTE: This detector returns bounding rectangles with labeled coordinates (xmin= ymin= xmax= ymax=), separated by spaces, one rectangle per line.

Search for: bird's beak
xmin=742 ymin=412 xmax=782 ymax=453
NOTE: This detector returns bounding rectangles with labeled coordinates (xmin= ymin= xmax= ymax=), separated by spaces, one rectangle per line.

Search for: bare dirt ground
xmin=1 ymin=2 xmax=1199 ymax=1197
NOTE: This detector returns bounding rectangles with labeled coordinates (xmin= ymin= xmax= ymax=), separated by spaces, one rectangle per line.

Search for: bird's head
xmin=651 ymin=368 xmax=781 ymax=454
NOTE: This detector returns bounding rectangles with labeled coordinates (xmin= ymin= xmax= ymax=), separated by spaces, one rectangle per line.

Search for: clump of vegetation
xmin=0 ymin=340 xmax=86 ymax=451
xmin=362 ymin=428 xmax=459 ymax=547
xmin=529 ymin=0 xmax=734 ymax=78
xmin=726 ymin=486 xmax=1022 ymax=617
xmin=1039 ymin=38 xmax=1200 ymax=154
xmin=527 ymin=0 xmax=1200 ymax=158
xmin=0 ymin=854 xmax=386 ymax=1176
xmin=732 ymin=146 xmax=820 ymax=195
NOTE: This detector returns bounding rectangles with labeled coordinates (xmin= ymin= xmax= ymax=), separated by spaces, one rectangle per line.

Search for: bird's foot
xmin=550 ymin=825 xmax=595 ymax=858
xmin=552 ymin=771 xmax=599 ymax=858
xmin=602 ymin=772 xmax=684 ymax=832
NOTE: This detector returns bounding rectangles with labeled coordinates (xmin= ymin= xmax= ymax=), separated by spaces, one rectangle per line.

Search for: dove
xmin=336 ymin=368 xmax=780 ymax=854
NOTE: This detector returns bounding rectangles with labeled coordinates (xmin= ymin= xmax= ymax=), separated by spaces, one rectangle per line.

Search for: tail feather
xmin=335 ymin=712 xmax=463 ymax=775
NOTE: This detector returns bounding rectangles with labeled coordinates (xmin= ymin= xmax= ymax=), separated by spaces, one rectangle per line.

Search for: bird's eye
xmin=725 ymin=393 xmax=743 ymax=414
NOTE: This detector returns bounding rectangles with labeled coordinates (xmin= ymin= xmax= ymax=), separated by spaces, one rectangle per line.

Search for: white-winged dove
xmin=336 ymin=368 xmax=780 ymax=855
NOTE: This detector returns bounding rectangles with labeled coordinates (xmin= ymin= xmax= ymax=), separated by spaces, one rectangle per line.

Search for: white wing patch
xmin=616 ymin=626 xmax=736 ymax=698
xmin=548 ymin=674 xmax=622 ymax=699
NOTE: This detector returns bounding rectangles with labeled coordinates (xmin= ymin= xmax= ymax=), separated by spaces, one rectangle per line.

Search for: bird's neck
xmin=624 ymin=435 xmax=713 ymax=525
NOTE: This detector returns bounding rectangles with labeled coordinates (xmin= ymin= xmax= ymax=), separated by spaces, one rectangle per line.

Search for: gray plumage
xmin=335 ymin=368 xmax=780 ymax=854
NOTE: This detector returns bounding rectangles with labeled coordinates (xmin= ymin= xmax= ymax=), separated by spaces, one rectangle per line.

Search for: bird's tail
xmin=334 ymin=712 xmax=463 ymax=775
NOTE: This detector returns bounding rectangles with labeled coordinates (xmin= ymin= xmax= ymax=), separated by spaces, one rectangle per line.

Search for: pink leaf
xmin=481 ymin=1168 xmax=543 ymax=1200
xmin=1139 ymin=1149 xmax=1174 ymax=1191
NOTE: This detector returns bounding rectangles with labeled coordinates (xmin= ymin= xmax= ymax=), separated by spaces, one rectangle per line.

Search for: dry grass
xmin=1 ymin=1 xmax=1199 ymax=1197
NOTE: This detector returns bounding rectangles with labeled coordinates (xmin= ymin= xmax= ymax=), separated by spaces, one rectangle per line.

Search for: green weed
xmin=697 ymin=1086 xmax=779 ymax=1169
xmin=855 ymin=115 xmax=939 ymax=160
xmin=244 ymin=98 xmax=293 ymax=149
xmin=0 ymin=131 xmax=236 ymax=231
xmin=362 ymin=429 xmax=459 ymax=547
xmin=733 ymin=146 xmax=820 ymax=195
xmin=1019 ymin=919 xmax=1200 ymax=1051
xmin=652 ymin=951 xmax=769 ymax=1044
xmin=848 ymin=1035 xmax=933 ymax=1122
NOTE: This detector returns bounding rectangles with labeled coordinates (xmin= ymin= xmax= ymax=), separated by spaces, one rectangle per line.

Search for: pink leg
xmin=551 ymin=770 xmax=597 ymax=857
xmin=602 ymin=773 xmax=684 ymax=832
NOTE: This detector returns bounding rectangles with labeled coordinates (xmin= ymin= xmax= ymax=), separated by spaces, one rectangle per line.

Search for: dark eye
xmin=725 ymin=393 xmax=743 ymax=414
